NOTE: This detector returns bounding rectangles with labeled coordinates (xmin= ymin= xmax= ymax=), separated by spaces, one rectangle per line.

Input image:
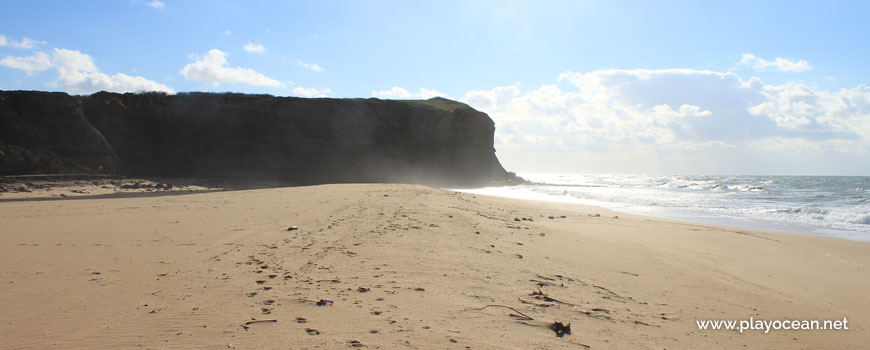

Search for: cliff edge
xmin=0 ymin=90 xmax=518 ymax=186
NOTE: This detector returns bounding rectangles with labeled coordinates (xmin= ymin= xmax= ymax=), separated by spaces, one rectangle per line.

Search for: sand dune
xmin=0 ymin=184 xmax=867 ymax=349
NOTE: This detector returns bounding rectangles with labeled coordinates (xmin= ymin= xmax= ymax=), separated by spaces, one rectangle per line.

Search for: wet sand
xmin=0 ymin=184 xmax=867 ymax=349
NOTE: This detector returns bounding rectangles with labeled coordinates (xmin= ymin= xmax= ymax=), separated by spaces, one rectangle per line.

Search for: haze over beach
xmin=1 ymin=1 xmax=869 ymax=349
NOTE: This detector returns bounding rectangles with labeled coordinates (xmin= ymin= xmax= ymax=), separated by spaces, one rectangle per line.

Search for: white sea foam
xmin=459 ymin=174 xmax=870 ymax=241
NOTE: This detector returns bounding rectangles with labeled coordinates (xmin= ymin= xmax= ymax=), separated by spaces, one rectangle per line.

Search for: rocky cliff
xmin=0 ymin=90 xmax=517 ymax=186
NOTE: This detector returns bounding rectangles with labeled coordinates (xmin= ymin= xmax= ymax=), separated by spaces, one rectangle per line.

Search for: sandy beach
xmin=0 ymin=183 xmax=867 ymax=349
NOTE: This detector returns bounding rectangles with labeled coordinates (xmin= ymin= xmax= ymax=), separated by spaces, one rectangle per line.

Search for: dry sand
xmin=0 ymin=184 xmax=867 ymax=349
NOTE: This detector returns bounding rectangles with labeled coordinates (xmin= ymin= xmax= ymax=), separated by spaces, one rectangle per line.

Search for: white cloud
xmin=52 ymin=48 xmax=98 ymax=72
xmin=739 ymin=53 xmax=812 ymax=73
xmin=50 ymin=49 xmax=174 ymax=94
xmin=371 ymin=87 xmax=448 ymax=99
xmin=243 ymin=42 xmax=265 ymax=53
xmin=292 ymin=87 xmax=331 ymax=97
xmin=296 ymin=60 xmax=324 ymax=72
xmin=147 ymin=0 xmax=165 ymax=9
xmin=0 ymin=48 xmax=173 ymax=94
xmin=179 ymin=49 xmax=282 ymax=87
xmin=0 ymin=34 xmax=46 ymax=49
xmin=0 ymin=51 xmax=53 ymax=74
xmin=461 ymin=69 xmax=869 ymax=173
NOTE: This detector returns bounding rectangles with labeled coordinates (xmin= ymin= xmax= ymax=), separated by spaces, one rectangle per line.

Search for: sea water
xmin=461 ymin=174 xmax=870 ymax=241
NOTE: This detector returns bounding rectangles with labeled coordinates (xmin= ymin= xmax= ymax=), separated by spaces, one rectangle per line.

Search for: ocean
xmin=461 ymin=174 xmax=870 ymax=241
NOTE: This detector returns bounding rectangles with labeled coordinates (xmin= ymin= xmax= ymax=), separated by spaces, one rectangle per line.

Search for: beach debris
xmin=244 ymin=318 xmax=277 ymax=325
xmin=613 ymin=215 xmax=619 ymax=219
xmin=548 ymin=216 xmax=555 ymax=219
xmin=593 ymin=213 xmax=600 ymax=217
xmin=560 ymin=215 xmax=566 ymax=218
xmin=316 ymin=298 xmax=334 ymax=306
xmin=538 ymin=232 xmax=546 ymax=237
xmin=305 ymin=328 xmax=320 ymax=335
xmin=240 ymin=318 xmax=277 ymax=330
xmin=287 ymin=226 xmax=298 ymax=231
xmin=550 ymin=321 xmax=572 ymax=337
xmin=295 ymin=317 xmax=307 ymax=323
xmin=474 ymin=304 xmax=534 ymax=320
xmin=530 ymin=287 xmax=575 ymax=306
xmin=514 ymin=218 xmax=522 ymax=222
xmin=358 ymin=287 xmax=370 ymax=293
xmin=348 ymin=340 xmax=365 ymax=347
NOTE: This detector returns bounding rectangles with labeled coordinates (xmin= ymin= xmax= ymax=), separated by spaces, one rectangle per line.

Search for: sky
xmin=2 ymin=1 xmax=869 ymax=175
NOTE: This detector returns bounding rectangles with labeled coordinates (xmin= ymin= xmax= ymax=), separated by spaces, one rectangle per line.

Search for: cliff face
xmin=0 ymin=90 xmax=516 ymax=186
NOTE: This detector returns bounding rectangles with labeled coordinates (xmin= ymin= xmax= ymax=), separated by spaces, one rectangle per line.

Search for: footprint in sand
xmin=305 ymin=328 xmax=320 ymax=335
xmin=263 ymin=299 xmax=275 ymax=305
xmin=295 ymin=317 xmax=307 ymax=323
xmin=261 ymin=308 xmax=272 ymax=314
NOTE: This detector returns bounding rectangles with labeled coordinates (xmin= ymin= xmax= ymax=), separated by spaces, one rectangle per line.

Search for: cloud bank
xmin=0 ymin=34 xmax=46 ymax=49
xmin=371 ymin=87 xmax=447 ymax=99
xmin=292 ymin=86 xmax=330 ymax=97
xmin=1 ymin=48 xmax=174 ymax=94
xmin=179 ymin=49 xmax=281 ymax=87
xmin=453 ymin=69 xmax=868 ymax=173
xmin=739 ymin=54 xmax=812 ymax=73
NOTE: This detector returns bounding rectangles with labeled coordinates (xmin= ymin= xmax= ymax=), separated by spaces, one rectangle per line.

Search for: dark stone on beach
xmin=550 ymin=321 xmax=571 ymax=337
xmin=287 ymin=226 xmax=298 ymax=231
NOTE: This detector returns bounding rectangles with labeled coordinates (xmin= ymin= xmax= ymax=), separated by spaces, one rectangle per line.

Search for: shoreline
xmin=459 ymin=180 xmax=870 ymax=242
xmin=1 ymin=183 xmax=867 ymax=348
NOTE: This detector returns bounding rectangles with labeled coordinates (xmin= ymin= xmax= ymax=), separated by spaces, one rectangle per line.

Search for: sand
xmin=0 ymin=183 xmax=867 ymax=349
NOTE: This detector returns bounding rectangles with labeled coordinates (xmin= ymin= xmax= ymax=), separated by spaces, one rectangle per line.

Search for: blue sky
xmin=2 ymin=1 xmax=869 ymax=174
